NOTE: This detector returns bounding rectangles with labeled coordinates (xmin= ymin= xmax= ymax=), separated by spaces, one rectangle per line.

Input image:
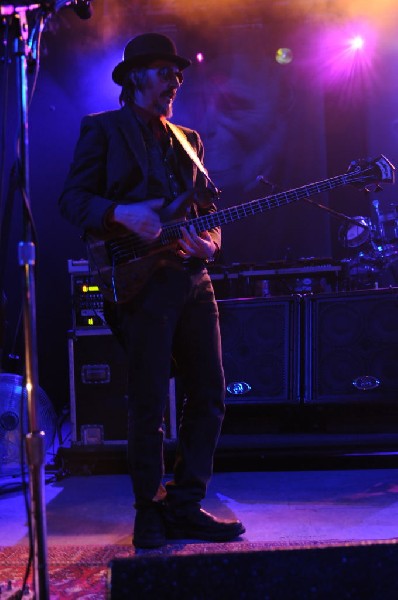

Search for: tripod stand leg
xmin=25 ymin=432 xmax=49 ymax=598
xmin=20 ymin=245 xmax=50 ymax=600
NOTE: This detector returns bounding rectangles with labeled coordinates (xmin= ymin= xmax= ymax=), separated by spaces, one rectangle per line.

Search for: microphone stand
xmin=2 ymin=3 xmax=88 ymax=595
xmin=11 ymin=5 xmax=50 ymax=598
xmin=2 ymin=2 xmax=90 ymax=595
xmin=256 ymin=175 xmax=372 ymax=234
xmin=301 ymin=195 xmax=371 ymax=230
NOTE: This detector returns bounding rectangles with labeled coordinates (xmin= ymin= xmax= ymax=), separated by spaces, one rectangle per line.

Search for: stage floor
xmin=2 ymin=465 xmax=398 ymax=548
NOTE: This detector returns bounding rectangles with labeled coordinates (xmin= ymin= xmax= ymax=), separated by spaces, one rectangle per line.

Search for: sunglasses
xmin=148 ymin=65 xmax=184 ymax=85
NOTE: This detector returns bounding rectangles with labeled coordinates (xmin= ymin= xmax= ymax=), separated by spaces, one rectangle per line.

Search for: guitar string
xmin=107 ymin=168 xmax=374 ymax=262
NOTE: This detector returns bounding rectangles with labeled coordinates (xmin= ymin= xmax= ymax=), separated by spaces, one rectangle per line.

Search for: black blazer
xmin=59 ymin=105 xmax=221 ymax=249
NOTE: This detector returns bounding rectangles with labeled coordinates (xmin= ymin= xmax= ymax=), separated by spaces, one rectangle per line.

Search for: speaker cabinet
xmin=218 ymin=296 xmax=301 ymax=404
xmin=304 ymin=288 xmax=398 ymax=403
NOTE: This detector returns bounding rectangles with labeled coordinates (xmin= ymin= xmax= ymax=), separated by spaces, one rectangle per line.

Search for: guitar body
xmin=86 ymin=155 xmax=395 ymax=304
xmin=87 ymin=234 xmax=181 ymax=303
xmin=86 ymin=190 xmax=205 ymax=302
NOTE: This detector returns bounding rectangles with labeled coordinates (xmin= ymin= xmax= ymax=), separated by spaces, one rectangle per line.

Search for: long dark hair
xmin=119 ymin=67 xmax=147 ymax=106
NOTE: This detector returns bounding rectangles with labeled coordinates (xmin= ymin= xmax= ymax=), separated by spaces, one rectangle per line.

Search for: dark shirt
xmin=128 ymin=103 xmax=185 ymax=204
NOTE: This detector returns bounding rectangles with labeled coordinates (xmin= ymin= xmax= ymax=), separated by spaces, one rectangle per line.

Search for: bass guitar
xmin=86 ymin=155 xmax=395 ymax=303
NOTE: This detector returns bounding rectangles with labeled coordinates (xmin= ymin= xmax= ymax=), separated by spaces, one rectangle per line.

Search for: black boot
xmin=133 ymin=502 xmax=166 ymax=549
xmin=163 ymin=503 xmax=245 ymax=542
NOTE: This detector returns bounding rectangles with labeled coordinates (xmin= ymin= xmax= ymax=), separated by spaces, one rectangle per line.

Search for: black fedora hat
xmin=112 ymin=33 xmax=191 ymax=85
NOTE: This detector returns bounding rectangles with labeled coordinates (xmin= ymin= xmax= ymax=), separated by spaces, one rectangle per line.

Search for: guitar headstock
xmin=347 ymin=155 xmax=395 ymax=190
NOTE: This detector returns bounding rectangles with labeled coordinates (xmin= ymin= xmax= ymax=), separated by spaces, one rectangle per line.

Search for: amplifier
xmin=218 ymin=296 xmax=301 ymax=404
xmin=67 ymin=258 xmax=342 ymax=312
xmin=304 ymin=288 xmax=398 ymax=403
xmin=210 ymin=263 xmax=342 ymax=298
xmin=68 ymin=259 xmax=106 ymax=328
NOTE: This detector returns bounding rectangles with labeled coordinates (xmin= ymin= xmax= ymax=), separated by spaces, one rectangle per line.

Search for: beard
xmin=155 ymin=102 xmax=173 ymax=119
xmin=155 ymin=92 xmax=174 ymax=118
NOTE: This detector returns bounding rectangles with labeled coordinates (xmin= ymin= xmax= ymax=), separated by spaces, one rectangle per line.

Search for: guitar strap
xmin=166 ymin=120 xmax=220 ymax=198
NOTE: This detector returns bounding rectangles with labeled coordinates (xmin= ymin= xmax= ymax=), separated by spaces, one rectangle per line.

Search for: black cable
xmin=28 ymin=10 xmax=46 ymax=106
xmin=0 ymin=11 xmax=45 ymax=595
xmin=19 ymin=383 xmax=34 ymax=597
xmin=0 ymin=17 xmax=12 ymax=367
xmin=0 ymin=15 xmax=11 ymax=221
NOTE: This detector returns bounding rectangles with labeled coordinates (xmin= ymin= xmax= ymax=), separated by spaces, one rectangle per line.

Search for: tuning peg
xmin=374 ymin=184 xmax=383 ymax=192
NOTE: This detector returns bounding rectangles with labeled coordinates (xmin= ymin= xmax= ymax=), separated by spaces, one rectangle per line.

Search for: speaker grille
xmin=218 ymin=297 xmax=300 ymax=404
xmin=305 ymin=289 xmax=398 ymax=402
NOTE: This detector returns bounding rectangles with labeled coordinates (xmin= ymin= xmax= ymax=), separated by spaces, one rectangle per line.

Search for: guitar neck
xmin=160 ymin=172 xmax=351 ymax=243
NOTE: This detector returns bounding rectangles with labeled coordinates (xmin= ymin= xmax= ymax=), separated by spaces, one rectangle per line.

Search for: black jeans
xmin=107 ymin=263 xmax=226 ymax=507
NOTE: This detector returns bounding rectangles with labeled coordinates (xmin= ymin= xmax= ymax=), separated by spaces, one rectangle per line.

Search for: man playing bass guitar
xmin=59 ymin=32 xmax=245 ymax=549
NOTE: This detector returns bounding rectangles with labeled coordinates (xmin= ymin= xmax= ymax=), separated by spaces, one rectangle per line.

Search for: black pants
xmin=106 ymin=264 xmax=225 ymax=507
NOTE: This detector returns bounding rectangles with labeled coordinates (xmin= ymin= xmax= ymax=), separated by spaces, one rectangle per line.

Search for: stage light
xmin=349 ymin=35 xmax=365 ymax=51
xmin=275 ymin=48 xmax=293 ymax=65
xmin=196 ymin=52 xmax=204 ymax=63
xmin=315 ymin=21 xmax=376 ymax=93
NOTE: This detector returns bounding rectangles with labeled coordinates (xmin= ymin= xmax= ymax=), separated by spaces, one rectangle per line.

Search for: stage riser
xmin=108 ymin=542 xmax=398 ymax=599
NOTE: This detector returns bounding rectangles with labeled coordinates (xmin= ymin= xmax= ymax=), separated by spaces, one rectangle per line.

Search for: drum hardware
xmin=302 ymin=195 xmax=374 ymax=248
xmin=369 ymin=198 xmax=398 ymax=245
xmin=374 ymin=205 xmax=398 ymax=245
xmin=341 ymin=252 xmax=383 ymax=291
xmin=334 ymin=198 xmax=398 ymax=290
xmin=277 ymin=190 xmax=397 ymax=291
xmin=335 ymin=199 xmax=398 ymax=251
xmin=341 ymin=244 xmax=398 ymax=291
xmin=371 ymin=198 xmax=384 ymax=241
xmin=372 ymin=243 xmax=398 ymax=260
xmin=338 ymin=216 xmax=372 ymax=248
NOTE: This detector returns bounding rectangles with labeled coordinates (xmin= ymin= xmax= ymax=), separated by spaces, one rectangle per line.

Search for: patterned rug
xmin=0 ymin=539 xmax=391 ymax=599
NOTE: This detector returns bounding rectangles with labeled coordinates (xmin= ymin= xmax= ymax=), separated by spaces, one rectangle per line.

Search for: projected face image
xmin=203 ymin=71 xmax=280 ymax=189
xmin=180 ymin=41 xmax=290 ymax=194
